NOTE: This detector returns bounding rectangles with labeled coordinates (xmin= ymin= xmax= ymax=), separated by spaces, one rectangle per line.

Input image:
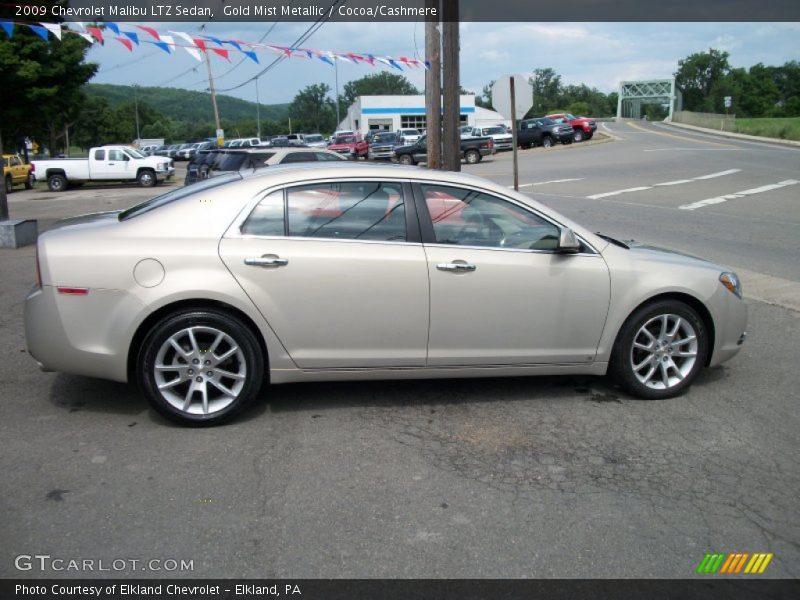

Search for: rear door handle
xmin=244 ymin=255 xmax=288 ymax=268
xmin=436 ymin=261 xmax=476 ymax=272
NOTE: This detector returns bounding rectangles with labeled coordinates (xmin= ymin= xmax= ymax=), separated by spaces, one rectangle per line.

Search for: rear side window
xmin=280 ymin=152 xmax=317 ymax=164
xmin=287 ymin=182 xmax=406 ymax=242
xmin=241 ymin=191 xmax=285 ymax=236
xmin=94 ymin=149 xmax=105 ymax=160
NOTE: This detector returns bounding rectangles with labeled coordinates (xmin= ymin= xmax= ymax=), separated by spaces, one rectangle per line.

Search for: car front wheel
xmin=138 ymin=310 xmax=265 ymax=426
xmin=610 ymin=300 xmax=708 ymax=399
xmin=541 ymin=136 xmax=553 ymax=148
xmin=573 ymin=129 xmax=584 ymax=142
xmin=137 ymin=169 xmax=156 ymax=187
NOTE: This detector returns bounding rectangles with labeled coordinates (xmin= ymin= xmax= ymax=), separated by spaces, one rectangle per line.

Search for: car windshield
xmin=306 ymin=135 xmax=323 ymax=143
xmin=482 ymin=127 xmax=506 ymax=135
xmin=564 ymin=114 xmax=576 ymax=120
xmin=539 ymin=117 xmax=555 ymax=125
xmin=373 ymin=133 xmax=398 ymax=143
xmin=334 ymin=135 xmax=355 ymax=144
xmin=401 ymin=130 xmax=419 ymax=135
xmin=118 ymin=174 xmax=240 ymax=220
xmin=125 ymin=149 xmax=146 ymax=159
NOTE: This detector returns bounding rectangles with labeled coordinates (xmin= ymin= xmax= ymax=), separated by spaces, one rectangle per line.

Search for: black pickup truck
xmin=394 ymin=134 xmax=495 ymax=165
xmin=517 ymin=117 xmax=575 ymax=149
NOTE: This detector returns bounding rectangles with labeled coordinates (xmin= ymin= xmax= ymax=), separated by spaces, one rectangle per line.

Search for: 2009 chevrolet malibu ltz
xmin=24 ymin=163 xmax=747 ymax=425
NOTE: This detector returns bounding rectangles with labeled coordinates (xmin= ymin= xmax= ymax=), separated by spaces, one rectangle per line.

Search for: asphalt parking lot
xmin=1 ymin=124 xmax=798 ymax=579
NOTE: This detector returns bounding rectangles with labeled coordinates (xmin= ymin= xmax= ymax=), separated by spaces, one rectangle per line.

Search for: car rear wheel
xmin=464 ymin=149 xmax=481 ymax=164
xmin=397 ymin=154 xmax=414 ymax=165
xmin=610 ymin=300 xmax=708 ymax=399
xmin=573 ymin=129 xmax=584 ymax=142
xmin=4 ymin=175 xmax=12 ymax=194
xmin=47 ymin=173 xmax=67 ymax=192
xmin=541 ymin=136 xmax=553 ymax=148
xmin=138 ymin=310 xmax=264 ymax=426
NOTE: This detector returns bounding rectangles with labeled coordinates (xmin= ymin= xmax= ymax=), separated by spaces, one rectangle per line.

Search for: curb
xmin=664 ymin=121 xmax=800 ymax=148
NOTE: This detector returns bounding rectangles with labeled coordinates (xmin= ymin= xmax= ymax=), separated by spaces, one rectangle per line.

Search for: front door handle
xmin=244 ymin=254 xmax=288 ymax=268
xmin=436 ymin=261 xmax=476 ymax=272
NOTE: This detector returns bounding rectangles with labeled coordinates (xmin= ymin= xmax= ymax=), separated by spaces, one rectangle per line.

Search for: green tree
xmin=674 ymin=49 xmax=731 ymax=112
xmin=529 ymin=68 xmax=562 ymax=116
xmin=340 ymin=72 xmax=419 ymax=108
xmin=475 ymin=81 xmax=495 ymax=110
xmin=0 ymin=25 xmax=97 ymax=154
xmin=289 ymin=84 xmax=336 ymax=133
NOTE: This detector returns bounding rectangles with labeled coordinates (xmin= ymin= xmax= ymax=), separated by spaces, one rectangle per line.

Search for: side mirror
xmin=557 ymin=228 xmax=581 ymax=253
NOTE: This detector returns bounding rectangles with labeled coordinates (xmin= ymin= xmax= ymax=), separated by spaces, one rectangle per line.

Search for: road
xmin=0 ymin=125 xmax=798 ymax=579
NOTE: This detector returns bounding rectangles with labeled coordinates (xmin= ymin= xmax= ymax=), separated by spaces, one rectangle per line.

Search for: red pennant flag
xmin=114 ymin=36 xmax=133 ymax=52
xmin=86 ymin=26 xmax=104 ymax=43
xmin=211 ymin=48 xmax=230 ymax=61
xmin=347 ymin=53 xmax=364 ymax=63
xmin=136 ymin=25 xmax=160 ymax=40
xmin=192 ymin=37 xmax=207 ymax=52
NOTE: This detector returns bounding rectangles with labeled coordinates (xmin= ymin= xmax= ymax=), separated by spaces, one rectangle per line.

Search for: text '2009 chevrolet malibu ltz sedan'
xmin=24 ymin=163 xmax=747 ymax=425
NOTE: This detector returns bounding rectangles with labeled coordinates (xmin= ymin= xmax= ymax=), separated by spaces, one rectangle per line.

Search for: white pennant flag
xmin=41 ymin=22 xmax=62 ymax=40
xmin=159 ymin=34 xmax=175 ymax=52
xmin=75 ymin=32 xmax=94 ymax=44
xmin=169 ymin=30 xmax=203 ymax=61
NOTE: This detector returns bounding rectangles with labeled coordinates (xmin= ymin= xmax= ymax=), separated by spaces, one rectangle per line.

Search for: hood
xmin=626 ymin=241 xmax=727 ymax=271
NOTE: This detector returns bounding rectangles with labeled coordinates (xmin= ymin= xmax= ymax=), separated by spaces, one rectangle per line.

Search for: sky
xmin=88 ymin=22 xmax=800 ymax=106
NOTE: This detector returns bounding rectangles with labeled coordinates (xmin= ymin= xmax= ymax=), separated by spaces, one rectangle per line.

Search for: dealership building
xmin=336 ymin=95 xmax=510 ymax=134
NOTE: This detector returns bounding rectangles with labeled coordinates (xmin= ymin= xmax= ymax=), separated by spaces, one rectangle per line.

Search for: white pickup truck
xmin=32 ymin=146 xmax=174 ymax=192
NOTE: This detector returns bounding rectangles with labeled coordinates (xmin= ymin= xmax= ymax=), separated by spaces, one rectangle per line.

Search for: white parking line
xmin=509 ymin=178 xmax=584 ymax=189
xmin=679 ymin=180 xmax=799 ymax=211
xmin=586 ymin=169 xmax=741 ymax=199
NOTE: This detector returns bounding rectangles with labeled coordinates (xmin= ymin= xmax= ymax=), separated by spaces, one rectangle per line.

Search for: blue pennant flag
xmin=388 ymin=59 xmax=403 ymax=71
xmin=106 ymin=22 xmax=120 ymax=35
xmin=122 ymin=31 xmax=139 ymax=45
xmin=242 ymin=50 xmax=259 ymax=64
xmin=203 ymin=35 xmax=223 ymax=46
xmin=224 ymin=40 xmax=242 ymax=51
xmin=318 ymin=55 xmax=335 ymax=66
xmin=0 ymin=20 xmax=13 ymax=38
xmin=151 ymin=40 xmax=172 ymax=54
xmin=27 ymin=24 xmax=49 ymax=41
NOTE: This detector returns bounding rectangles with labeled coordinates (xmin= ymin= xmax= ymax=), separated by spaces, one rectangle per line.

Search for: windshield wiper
xmin=596 ymin=233 xmax=630 ymax=249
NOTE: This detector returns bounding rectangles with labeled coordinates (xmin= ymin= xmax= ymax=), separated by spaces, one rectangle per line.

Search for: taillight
xmin=57 ymin=287 xmax=89 ymax=295
xmin=35 ymin=244 xmax=42 ymax=287
xmin=30 ymin=163 xmax=35 ymax=172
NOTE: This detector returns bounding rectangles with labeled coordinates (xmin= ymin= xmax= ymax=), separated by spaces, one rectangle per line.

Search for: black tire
xmin=137 ymin=169 xmax=156 ymax=187
xmin=137 ymin=309 xmax=265 ymax=426
xmin=464 ymin=149 xmax=481 ymax=164
xmin=563 ymin=138 xmax=574 ymax=145
xmin=4 ymin=175 xmax=12 ymax=194
xmin=47 ymin=173 xmax=67 ymax=192
xmin=585 ymin=132 xmax=594 ymax=140
xmin=397 ymin=153 xmax=414 ymax=165
xmin=25 ymin=173 xmax=34 ymax=190
xmin=573 ymin=129 xmax=584 ymax=142
xmin=520 ymin=143 xmax=531 ymax=150
xmin=541 ymin=136 xmax=553 ymax=148
xmin=609 ymin=300 xmax=709 ymax=400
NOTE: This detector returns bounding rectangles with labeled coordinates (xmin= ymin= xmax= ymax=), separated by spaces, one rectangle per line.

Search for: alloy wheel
xmin=630 ymin=314 xmax=698 ymax=390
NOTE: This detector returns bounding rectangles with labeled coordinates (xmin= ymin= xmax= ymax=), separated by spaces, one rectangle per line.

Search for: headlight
xmin=720 ymin=272 xmax=742 ymax=299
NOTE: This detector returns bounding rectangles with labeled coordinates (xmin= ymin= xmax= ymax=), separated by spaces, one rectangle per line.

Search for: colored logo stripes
xmin=697 ymin=553 xmax=773 ymax=574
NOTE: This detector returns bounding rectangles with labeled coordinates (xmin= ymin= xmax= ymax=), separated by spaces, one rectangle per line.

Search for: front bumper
xmin=707 ymin=284 xmax=748 ymax=367
xmin=368 ymin=149 xmax=396 ymax=159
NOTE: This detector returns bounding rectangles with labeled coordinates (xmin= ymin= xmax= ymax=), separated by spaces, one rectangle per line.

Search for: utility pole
xmin=441 ymin=0 xmax=460 ymax=171
xmin=205 ymin=52 xmax=222 ymax=145
xmin=424 ymin=0 xmax=442 ymax=170
xmin=334 ymin=59 xmax=341 ymax=129
xmin=255 ymin=78 xmax=261 ymax=139
xmin=0 ymin=131 xmax=8 ymax=220
xmin=134 ymin=85 xmax=141 ymax=142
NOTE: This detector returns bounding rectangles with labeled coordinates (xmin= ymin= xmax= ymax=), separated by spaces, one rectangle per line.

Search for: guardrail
xmin=672 ymin=111 xmax=736 ymax=132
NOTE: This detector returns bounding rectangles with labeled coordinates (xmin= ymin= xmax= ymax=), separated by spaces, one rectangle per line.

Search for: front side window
xmin=10 ymin=156 xmax=21 ymax=166
xmin=287 ymin=182 xmax=406 ymax=242
xmin=108 ymin=149 xmax=124 ymax=161
xmin=421 ymin=185 xmax=560 ymax=250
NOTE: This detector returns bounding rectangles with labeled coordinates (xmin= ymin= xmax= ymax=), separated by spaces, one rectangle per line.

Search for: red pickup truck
xmin=327 ymin=133 xmax=369 ymax=159
xmin=546 ymin=113 xmax=597 ymax=142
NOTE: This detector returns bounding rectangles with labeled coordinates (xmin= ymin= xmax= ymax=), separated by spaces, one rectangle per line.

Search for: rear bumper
xmin=25 ymin=285 xmax=143 ymax=383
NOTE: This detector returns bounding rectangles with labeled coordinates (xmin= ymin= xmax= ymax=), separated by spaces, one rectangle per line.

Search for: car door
xmin=9 ymin=155 xmax=26 ymax=183
xmin=92 ymin=149 xmax=129 ymax=179
xmin=415 ymin=182 xmax=610 ymax=366
xmin=219 ymin=179 xmax=429 ymax=369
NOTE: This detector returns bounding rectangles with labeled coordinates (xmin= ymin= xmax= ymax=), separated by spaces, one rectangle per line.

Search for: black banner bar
xmin=3 ymin=579 xmax=800 ymax=600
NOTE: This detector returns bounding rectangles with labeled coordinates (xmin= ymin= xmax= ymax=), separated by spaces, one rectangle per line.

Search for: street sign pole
xmin=510 ymin=77 xmax=519 ymax=191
